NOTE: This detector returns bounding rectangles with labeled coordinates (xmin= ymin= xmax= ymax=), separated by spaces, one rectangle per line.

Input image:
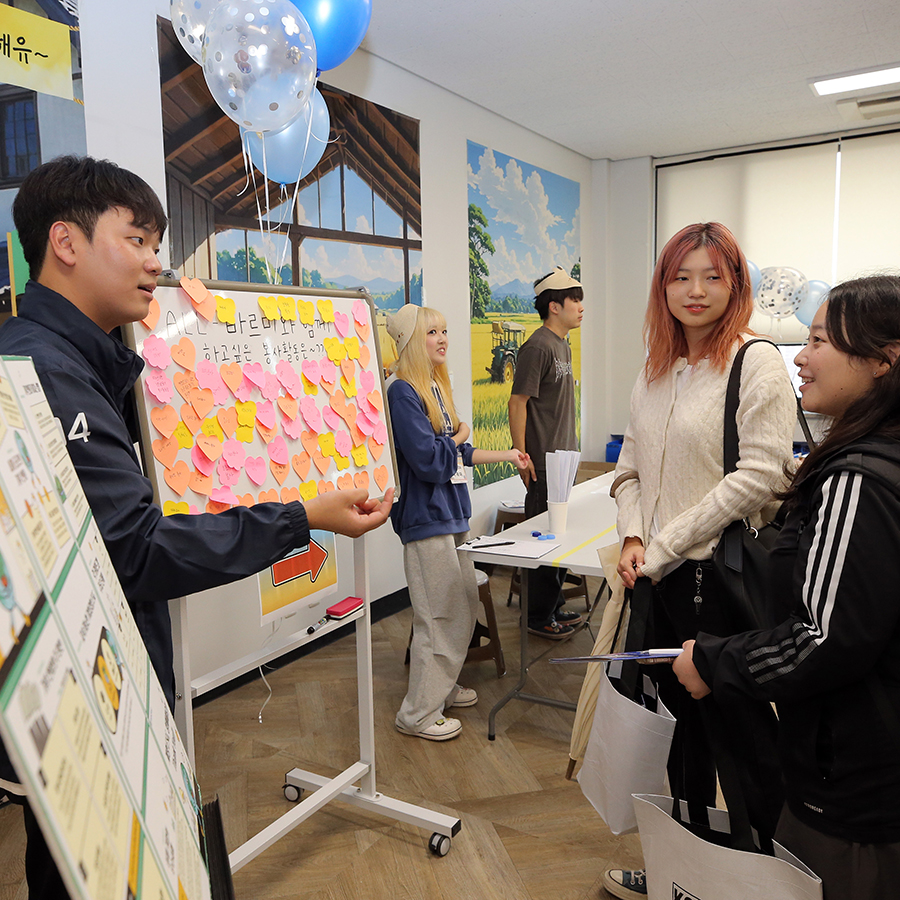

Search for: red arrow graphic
xmin=271 ymin=539 xmax=328 ymax=586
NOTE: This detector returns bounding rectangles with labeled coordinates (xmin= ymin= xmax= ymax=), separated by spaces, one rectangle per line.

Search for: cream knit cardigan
xmin=613 ymin=339 xmax=797 ymax=581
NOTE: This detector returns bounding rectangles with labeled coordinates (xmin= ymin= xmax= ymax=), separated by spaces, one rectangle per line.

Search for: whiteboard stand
xmin=228 ymin=533 xmax=462 ymax=872
xmin=170 ymin=594 xmax=195 ymax=764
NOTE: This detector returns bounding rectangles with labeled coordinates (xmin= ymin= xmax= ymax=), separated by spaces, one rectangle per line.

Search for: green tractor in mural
xmin=486 ymin=321 xmax=526 ymax=383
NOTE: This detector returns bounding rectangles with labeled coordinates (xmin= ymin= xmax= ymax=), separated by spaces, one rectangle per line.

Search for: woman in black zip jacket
xmin=675 ymin=274 xmax=900 ymax=900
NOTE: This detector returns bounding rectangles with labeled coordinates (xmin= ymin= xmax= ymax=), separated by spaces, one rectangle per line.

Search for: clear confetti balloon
xmin=202 ymin=0 xmax=317 ymax=132
xmin=171 ymin=0 xmax=224 ymax=63
xmin=755 ymin=266 xmax=808 ymax=319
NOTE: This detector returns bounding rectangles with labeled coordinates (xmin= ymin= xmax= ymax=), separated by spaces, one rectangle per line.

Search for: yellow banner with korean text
xmin=0 ymin=4 xmax=73 ymax=101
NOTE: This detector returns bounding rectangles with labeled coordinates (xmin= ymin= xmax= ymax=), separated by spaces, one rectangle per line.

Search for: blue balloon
xmin=243 ymin=88 xmax=330 ymax=185
xmin=746 ymin=259 xmax=761 ymax=296
xmin=289 ymin=0 xmax=372 ymax=71
xmin=794 ymin=279 xmax=830 ymax=327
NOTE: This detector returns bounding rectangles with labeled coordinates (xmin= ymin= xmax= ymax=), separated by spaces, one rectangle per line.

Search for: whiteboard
xmin=125 ymin=278 xmax=397 ymax=516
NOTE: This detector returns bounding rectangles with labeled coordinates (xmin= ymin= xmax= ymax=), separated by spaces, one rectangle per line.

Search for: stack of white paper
xmin=545 ymin=449 xmax=581 ymax=502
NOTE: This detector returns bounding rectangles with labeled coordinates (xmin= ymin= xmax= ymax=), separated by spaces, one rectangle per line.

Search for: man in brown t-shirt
xmin=508 ymin=266 xmax=584 ymax=638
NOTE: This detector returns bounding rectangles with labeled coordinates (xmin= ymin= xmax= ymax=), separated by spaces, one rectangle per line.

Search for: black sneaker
xmin=527 ymin=619 xmax=574 ymax=640
xmin=602 ymin=868 xmax=647 ymax=898
xmin=554 ymin=608 xmax=583 ymax=626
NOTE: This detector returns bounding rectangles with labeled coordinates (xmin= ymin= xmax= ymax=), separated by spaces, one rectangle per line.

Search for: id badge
xmin=450 ymin=451 xmax=467 ymax=484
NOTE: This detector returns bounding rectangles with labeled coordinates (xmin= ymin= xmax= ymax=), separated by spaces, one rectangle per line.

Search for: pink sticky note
xmin=233 ymin=377 xmax=253 ymax=402
xmin=261 ymin=372 xmax=280 ymax=402
xmin=222 ymin=437 xmax=245 ymax=469
xmin=373 ymin=420 xmax=388 ymax=445
xmin=256 ymin=400 xmax=276 ymax=430
xmin=334 ymin=310 xmax=350 ymax=338
xmin=322 ymin=404 xmax=342 ymax=433
xmin=210 ymin=486 xmax=238 ymax=507
xmin=268 ymin=435 xmax=289 ymax=465
xmin=245 ymin=456 xmax=267 ymax=486
xmin=319 ymin=358 xmax=337 ymax=385
xmin=142 ymin=334 xmax=171 ymax=370
xmin=276 ymin=359 xmax=302 ymax=398
xmin=356 ymin=410 xmax=375 ymax=436
xmin=352 ymin=298 xmax=368 ymax=326
xmin=243 ymin=361 xmax=265 ymax=388
xmin=146 ymin=370 xmax=174 ymax=403
xmin=360 ymin=369 xmax=375 ymax=394
xmin=217 ymin=456 xmax=241 ymax=486
xmin=191 ymin=444 xmax=216 ymax=477
xmin=299 ymin=396 xmax=321 ymax=432
xmin=196 ymin=359 xmax=229 ymax=405
xmin=301 ymin=359 xmax=320 ymax=385
xmin=357 ymin=393 xmax=374 ymax=418
xmin=283 ymin=415 xmax=304 ymax=440
xmin=334 ymin=430 xmax=351 ymax=458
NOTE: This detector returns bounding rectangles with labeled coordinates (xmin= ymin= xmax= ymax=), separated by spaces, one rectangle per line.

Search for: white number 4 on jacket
xmin=67 ymin=412 xmax=91 ymax=443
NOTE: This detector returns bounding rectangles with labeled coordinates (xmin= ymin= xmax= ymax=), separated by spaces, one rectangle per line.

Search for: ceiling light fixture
xmin=812 ymin=65 xmax=900 ymax=97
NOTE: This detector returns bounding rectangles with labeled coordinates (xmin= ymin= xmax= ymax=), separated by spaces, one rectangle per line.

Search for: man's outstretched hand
xmin=304 ymin=487 xmax=395 ymax=538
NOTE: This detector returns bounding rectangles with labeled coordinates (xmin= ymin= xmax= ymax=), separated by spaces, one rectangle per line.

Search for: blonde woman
xmin=387 ymin=304 xmax=527 ymax=741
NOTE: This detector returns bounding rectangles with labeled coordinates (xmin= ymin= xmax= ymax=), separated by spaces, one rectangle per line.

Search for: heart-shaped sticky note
xmin=292 ymin=451 xmax=311 ymax=480
xmin=324 ymin=336 xmax=346 ymax=362
xmin=188 ymin=470 xmax=212 ymax=496
xmin=210 ymin=486 xmax=238 ymax=507
xmin=258 ymin=295 xmax=279 ymax=321
xmin=243 ymin=362 xmax=265 ymax=389
xmin=281 ymin=486 xmax=300 ymax=503
xmin=301 ymin=430 xmax=318 ymax=456
xmin=173 ymin=422 xmax=194 ymax=449
xmin=317 ymin=298 xmax=334 ymax=323
xmin=258 ymin=489 xmax=279 ymax=504
xmin=301 ymin=359 xmax=321 ymax=385
xmin=215 ymin=294 xmax=235 ymax=324
xmin=354 ymin=471 xmax=370 ymax=491
xmin=196 ymin=433 xmax=223 ymax=462
xmin=301 ymin=373 xmax=319 ymax=396
xmin=355 ymin=410 xmax=375 ymax=436
xmin=299 ymin=480 xmax=318 ymax=501
xmin=261 ymin=372 xmax=280 ymax=402
xmin=245 ymin=456 xmax=267 ymax=486
xmin=238 ymin=493 xmax=254 ymax=508
xmin=152 ymin=435 xmax=179 ymax=468
xmin=297 ymin=298 xmax=315 ymax=325
xmin=220 ymin=362 xmax=243 ymax=396
xmin=352 ymin=298 xmax=368 ymax=326
xmin=354 ymin=320 xmax=371 ymax=342
xmin=191 ymin=444 xmax=216 ymax=477
xmin=179 ymin=276 xmax=216 ymax=321
xmin=164 ymin=459 xmax=190 ymax=496
xmin=255 ymin=421 xmax=278 ymax=444
xmin=372 ymin=420 xmax=388 ymax=445
xmin=312 ymin=448 xmax=330 ymax=475
xmin=171 ymin=337 xmax=196 ymax=371
xmin=368 ymin=435 xmax=384 ymax=461
xmin=334 ymin=310 xmax=350 ymax=337
xmin=278 ymin=395 xmax=298 ymax=420
xmin=319 ymin=358 xmax=338 ymax=386
xmin=142 ymin=334 xmax=171 ymax=369
xmin=217 ymin=406 xmax=238 ymax=437
xmin=191 ymin=388 xmax=215 ymax=421
xmin=278 ymin=295 xmax=296 ymax=320
xmin=367 ymin=390 xmax=383 ymax=412
xmin=321 ymin=404 xmax=341 ymax=433
xmin=269 ymin=460 xmax=289 ymax=485
xmin=374 ymin=465 xmax=389 ymax=492
xmin=163 ymin=500 xmax=190 ymax=516
xmin=196 ymin=359 xmax=228 ymax=404
xmin=336 ymin=473 xmax=353 ymax=491
xmin=268 ymin=435 xmax=289 ymax=465
xmin=276 ymin=359 xmax=302 ymax=398
xmin=142 ymin=297 xmax=160 ymax=331
xmin=351 ymin=444 xmax=370 ymax=467
xmin=255 ymin=400 xmax=276 ymax=430
xmin=201 ymin=415 xmax=224 ymax=442
xmin=317 ymin=480 xmax=335 ymax=494
xmin=359 ymin=345 xmax=371 ymax=369
xmin=359 ymin=370 xmax=375 ymax=394
xmin=339 ymin=375 xmax=357 ymax=399
xmin=174 ymin=371 xmax=199 ymax=404
xmin=151 ymin=405 xmax=178 ymax=438
xmin=340 ymin=358 xmax=355 ymax=383
xmin=350 ymin=420 xmax=366 ymax=448
xmin=145 ymin=370 xmax=173 ymax=404
xmin=180 ymin=403 xmax=202 ymax=436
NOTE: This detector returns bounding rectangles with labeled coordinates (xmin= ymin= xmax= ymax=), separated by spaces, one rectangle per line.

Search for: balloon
xmin=202 ymin=0 xmax=317 ymax=132
xmin=794 ymin=279 xmax=831 ymax=327
xmin=746 ymin=259 xmax=761 ymax=297
xmin=755 ymin=266 xmax=808 ymax=319
xmin=243 ymin=88 xmax=330 ymax=184
xmin=171 ymin=0 xmax=223 ymax=63
xmin=289 ymin=0 xmax=371 ymax=71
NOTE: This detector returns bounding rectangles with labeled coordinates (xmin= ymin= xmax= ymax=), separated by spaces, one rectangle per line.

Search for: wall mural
xmin=467 ymin=141 xmax=581 ymax=488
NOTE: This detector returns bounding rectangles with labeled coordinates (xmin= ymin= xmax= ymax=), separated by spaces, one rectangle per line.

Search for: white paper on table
xmin=460 ymin=539 xmax=560 ymax=559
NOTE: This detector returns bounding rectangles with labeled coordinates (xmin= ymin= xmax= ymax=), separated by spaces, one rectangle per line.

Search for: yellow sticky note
xmin=201 ymin=416 xmax=225 ymax=442
xmin=344 ymin=336 xmax=361 ymax=360
xmin=258 ymin=295 xmax=279 ymax=321
xmin=340 ymin=375 xmax=357 ymax=398
xmin=163 ymin=500 xmax=190 ymax=516
xmin=298 ymin=298 xmax=315 ymax=325
xmin=351 ymin=444 xmax=369 ymax=467
xmin=235 ymin=399 xmax=257 ymax=426
xmin=0 ymin=5 xmax=73 ymax=101
xmin=298 ymin=480 xmax=318 ymax=501
xmin=334 ymin=453 xmax=350 ymax=471
xmin=317 ymin=299 xmax=334 ymax=323
xmin=318 ymin=432 xmax=336 ymax=457
xmin=236 ymin=424 xmax=254 ymax=444
xmin=278 ymin=296 xmax=296 ymax=320
xmin=172 ymin=421 xmax=194 ymax=450
xmin=324 ymin=337 xmax=346 ymax=362
xmin=302 ymin=374 xmax=319 ymax=395
xmin=215 ymin=294 xmax=236 ymax=324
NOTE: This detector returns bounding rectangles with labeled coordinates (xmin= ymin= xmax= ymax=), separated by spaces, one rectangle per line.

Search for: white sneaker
xmin=396 ymin=717 xmax=462 ymax=741
xmin=447 ymin=686 xmax=478 ymax=708
xmin=602 ymin=868 xmax=647 ymax=898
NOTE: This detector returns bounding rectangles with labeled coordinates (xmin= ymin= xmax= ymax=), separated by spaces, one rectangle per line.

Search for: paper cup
xmin=547 ymin=501 xmax=568 ymax=534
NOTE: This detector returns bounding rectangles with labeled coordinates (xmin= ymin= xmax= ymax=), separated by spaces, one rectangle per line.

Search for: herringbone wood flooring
xmin=0 ymin=570 xmax=642 ymax=899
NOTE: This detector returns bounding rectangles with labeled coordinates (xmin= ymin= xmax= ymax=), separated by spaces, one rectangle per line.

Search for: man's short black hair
xmin=533 ymin=285 xmax=584 ymax=320
xmin=13 ymin=155 xmax=168 ymax=279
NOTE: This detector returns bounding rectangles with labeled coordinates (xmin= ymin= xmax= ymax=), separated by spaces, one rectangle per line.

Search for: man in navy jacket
xmin=0 ymin=155 xmax=393 ymax=898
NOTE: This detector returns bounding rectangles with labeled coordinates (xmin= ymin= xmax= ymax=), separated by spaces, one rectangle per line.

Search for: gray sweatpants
xmin=396 ymin=532 xmax=479 ymax=733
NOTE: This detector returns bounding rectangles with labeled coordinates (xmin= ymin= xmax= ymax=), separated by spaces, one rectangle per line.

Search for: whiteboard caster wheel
xmin=283 ymin=784 xmax=303 ymax=803
xmin=428 ymin=833 xmax=450 ymax=856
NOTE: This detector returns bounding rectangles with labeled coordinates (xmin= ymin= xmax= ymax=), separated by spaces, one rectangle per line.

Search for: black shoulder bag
xmin=711 ymin=339 xmax=809 ymax=632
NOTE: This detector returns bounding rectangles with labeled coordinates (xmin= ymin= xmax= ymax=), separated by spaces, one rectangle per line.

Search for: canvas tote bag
xmin=577 ymin=664 xmax=676 ymax=834
xmin=633 ymin=794 xmax=822 ymax=900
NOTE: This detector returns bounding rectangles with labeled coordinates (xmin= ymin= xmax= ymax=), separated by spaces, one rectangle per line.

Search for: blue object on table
xmin=531 ymin=530 xmax=542 ymax=537
xmin=538 ymin=533 xmax=555 ymax=540
xmin=606 ymin=434 xmax=624 ymax=463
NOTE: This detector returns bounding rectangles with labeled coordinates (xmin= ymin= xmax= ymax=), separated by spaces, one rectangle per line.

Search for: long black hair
xmin=787 ymin=274 xmax=900 ymax=498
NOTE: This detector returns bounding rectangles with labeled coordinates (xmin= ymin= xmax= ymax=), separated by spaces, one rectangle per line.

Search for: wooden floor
xmin=0 ymin=569 xmax=643 ymax=899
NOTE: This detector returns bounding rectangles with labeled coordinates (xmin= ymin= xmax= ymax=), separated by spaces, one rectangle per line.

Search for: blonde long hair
xmin=393 ymin=306 xmax=460 ymax=434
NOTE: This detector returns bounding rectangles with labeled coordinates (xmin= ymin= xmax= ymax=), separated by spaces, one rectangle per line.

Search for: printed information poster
xmin=0 ymin=357 xmax=219 ymax=900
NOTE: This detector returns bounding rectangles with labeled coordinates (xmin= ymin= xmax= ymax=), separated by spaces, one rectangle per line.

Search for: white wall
xmin=75 ymin=0 xmax=616 ymax=686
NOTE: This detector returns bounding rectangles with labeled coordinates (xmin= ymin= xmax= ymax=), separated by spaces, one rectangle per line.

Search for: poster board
xmin=124 ymin=279 xmax=397 ymax=623
xmin=0 ymin=357 xmax=224 ymax=900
